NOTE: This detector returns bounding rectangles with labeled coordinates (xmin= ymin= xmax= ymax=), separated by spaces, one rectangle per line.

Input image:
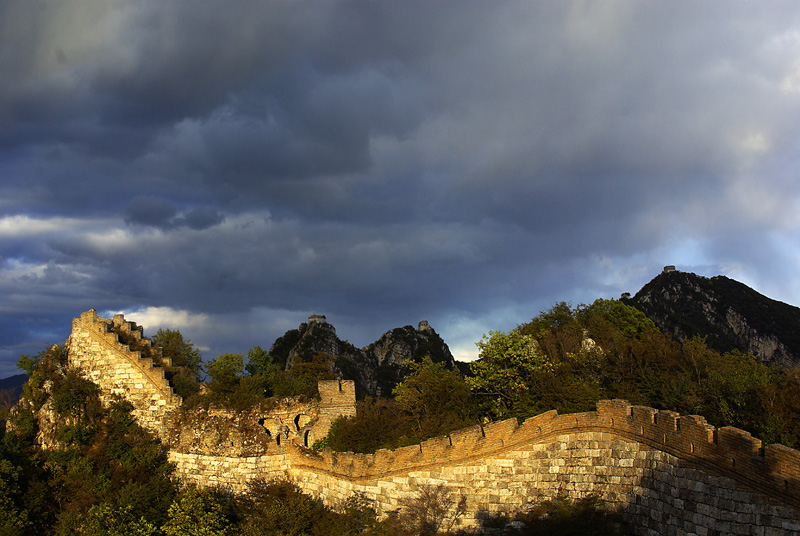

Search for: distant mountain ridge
xmin=623 ymin=269 xmax=800 ymax=368
xmin=0 ymin=373 xmax=26 ymax=391
xmin=268 ymin=315 xmax=456 ymax=397
xmin=0 ymin=373 xmax=27 ymax=408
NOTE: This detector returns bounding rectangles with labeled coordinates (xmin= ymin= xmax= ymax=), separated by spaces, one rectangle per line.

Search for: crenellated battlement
xmin=284 ymin=399 xmax=799 ymax=509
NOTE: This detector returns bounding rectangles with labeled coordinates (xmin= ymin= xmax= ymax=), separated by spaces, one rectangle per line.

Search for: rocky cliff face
xmin=269 ymin=315 xmax=361 ymax=371
xmin=624 ymin=270 xmax=800 ymax=368
xmin=269 ymin=317 xmax=455 ymax=397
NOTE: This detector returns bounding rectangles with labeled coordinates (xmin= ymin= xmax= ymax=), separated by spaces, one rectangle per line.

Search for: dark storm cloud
xmin=123 ymin=196 xmax=224 ymax=230
xmin=124 ymin=196 xmax=177 ymax=228
xmin=2 ymin=1 xmax=800 ymax=373
xmin=178 ymin=208 xmax=225 ymax=230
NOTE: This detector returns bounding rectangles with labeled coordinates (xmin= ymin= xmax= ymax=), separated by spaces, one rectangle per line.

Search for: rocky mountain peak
xmin=268 ymin=316 xmax=455 ymax=397
xmin=624 ymin=269 xmax=800 ymax=368
xmin=273 ymin=315 xmax=360 ymax=370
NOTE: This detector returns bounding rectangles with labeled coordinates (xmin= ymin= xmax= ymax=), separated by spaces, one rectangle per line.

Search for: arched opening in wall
xmin=690 ymin=443 xmax=694 ymax=453
xmin=258 ymin=418 xmax=272 ymax=438
xmin=304 ymin=430 xmax=311 ymax=447
xmin=731 ymin=457 xmax=736 ymax=468
xmin=294 ymin=414 xmax=311 ymax=431
xmin=276 ymin=434 xmax=281 ymax=447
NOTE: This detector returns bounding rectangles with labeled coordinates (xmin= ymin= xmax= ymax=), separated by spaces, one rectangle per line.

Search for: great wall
xmin=64 ymin=310 xmax=800 ymax=534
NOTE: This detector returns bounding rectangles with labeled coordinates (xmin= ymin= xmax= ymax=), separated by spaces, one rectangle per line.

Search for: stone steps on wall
xmin=71 ymin=310 xmax=183 ymax=416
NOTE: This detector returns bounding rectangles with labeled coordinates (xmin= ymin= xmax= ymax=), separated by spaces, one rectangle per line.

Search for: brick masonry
xmin=67 ymin=311 xmax=800 ymax=534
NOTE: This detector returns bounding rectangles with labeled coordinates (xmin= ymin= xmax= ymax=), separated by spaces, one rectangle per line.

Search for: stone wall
xmin=165 ymin=401 xmax=800 ymax=534
xmin=64 ymin=310 xmax=800 ymax=534
xmin=165 ymin=381 xmax=356 ymax=457
xmin=67 ymin=310 xmax=181 ymax=438
xmin=281 ymin=400 xmax=800 ymax=534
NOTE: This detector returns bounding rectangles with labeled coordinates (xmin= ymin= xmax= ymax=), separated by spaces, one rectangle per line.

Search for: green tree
xmin=244 ymin=346 xmax=275 ymax=377
xmin=151 ymin=329 xmax=203 ymax=401
xmin=467 ymin=330 xmax=553 ymax=420
xmin=162 ymin=488 xmax=233 ymax=536
xmin=392 ymin=359 xmax=478 ymax=442
xmin=0 ymin=456 xmax=31 ymax=536
xmin=269 ymin=352 xmax=337 ymax=399
xmin=203 ymin=352 xmax=272 ymax=410
xmin=237 ymin=479 xmax=393 ymax=536
xmin=151 ymin=329 xmax=203 ymax=375
xmin=320 ymin=397 xmax=411 ymax=453
xmin=77 ymin=503 xmax=158 ymax=536
xmin=519 ymin=302 xmax=584 ymax=361
xmin=578 ymin=298 xmax=658 ymax=340
xmin=206 ymin=353 xmax=245 ymax=396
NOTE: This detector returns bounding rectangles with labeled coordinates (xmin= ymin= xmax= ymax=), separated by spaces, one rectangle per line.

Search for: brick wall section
xmin=279 ymin=401 xmax=800 ymax=533
xmin=67 ymin=310 xmax=181 ymax=438
xmin=167 ymin=401 xmax=800 ymax=534
xmin=288 ymin=435 xmax=800 ymax=535
xmin=315 ymin=379 xmax=357 ymax=445
xmin=170 ymin=451 xmax=292 ymax=489
xmin=286 ymin=401 xmax=799 ymax=505
xmin=167 ymin=426 xmax=800 ymax=534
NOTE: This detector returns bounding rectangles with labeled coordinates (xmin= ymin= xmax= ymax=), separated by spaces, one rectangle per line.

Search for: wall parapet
xmin=168 ymin=400 xmax=800 ymax=533
xmin=287 ymin=399 xmax=799 ymax=509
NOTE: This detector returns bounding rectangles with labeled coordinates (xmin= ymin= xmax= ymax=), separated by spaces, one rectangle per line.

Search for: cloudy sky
xmin=3 ymin=1 xmax=800 ymax=377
